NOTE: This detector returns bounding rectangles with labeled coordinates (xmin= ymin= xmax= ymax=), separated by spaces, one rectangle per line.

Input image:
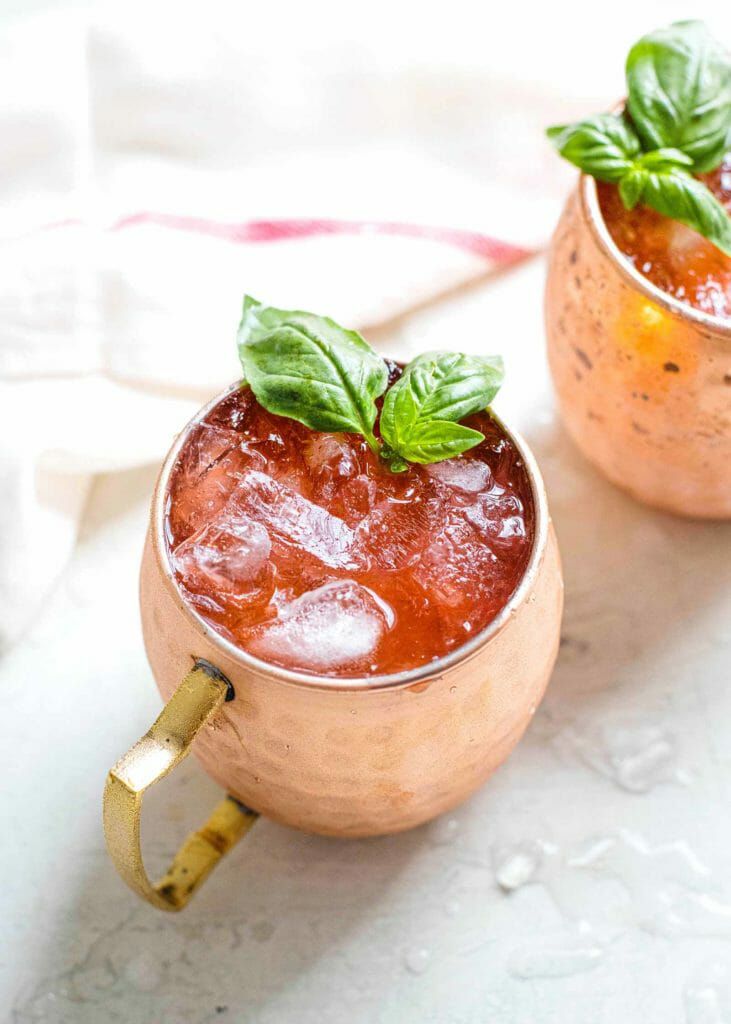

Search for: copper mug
xmin=545 ymin=173 xmax=731 ymax=519
xmin=103 ymin=385 xmax=564 ymax=911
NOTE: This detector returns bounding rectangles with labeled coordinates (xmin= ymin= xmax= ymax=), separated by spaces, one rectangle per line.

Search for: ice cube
xmin=169 ymin=424 xmax=250 ymax=538
xmin=302 ymin=433 xmax=364 ymax=504
xmin=249 ymin=580 xmax=389 ymax=672
xmin=464 ymin=490 xmax=526 ymax=549
xmin=333 ymin=473 xmax=378 ymax=525
xmin=179 ymin=424 xmax=243 ymax=482
xmin=172 ymin=510 xmax=271 ymax=594
xmin=356 ymin=483 xmax=442 ymax=571
xmin=426 ymin=458 xmax=492 ymax=493
xmin=413 ymin=513 xmax=499 ymax=609
xmin=229 ymin=470 xmax=359 ymax=570
xmin=303 ymin=433 xmax=360 ymax=479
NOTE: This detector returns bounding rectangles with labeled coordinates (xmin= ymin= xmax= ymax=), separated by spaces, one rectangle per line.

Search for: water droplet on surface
xmin=493 ymin=841 xmax=542 ymax=891
xmin=568 ymin=829 xmax=715 ymax=934
xmin=613 ymin=733 xmax=679 ymax=792
xmin=507 ymin=939 xmax=603 ymax=979
xmin=684 ymin=962 xmax=731 ymax=1023
xmin=557 ymin=721 xmax=684 ymax=793
xmin=404 ymin=947 xmax=432 ymax=975
xmin=653 ymin=892 xmax=731 ymax=941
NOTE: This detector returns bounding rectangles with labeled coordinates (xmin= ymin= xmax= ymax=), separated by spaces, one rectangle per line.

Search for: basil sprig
xmin=237 ymin=299 xmax=504 ymax=472
xmin=547 ymin=20 xmax=731 ymax=255
xmin=379 ymin=352 xmax=503 ymax=471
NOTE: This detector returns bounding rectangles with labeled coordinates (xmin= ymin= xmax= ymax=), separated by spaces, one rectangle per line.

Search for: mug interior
xmin=580 ymin=173 xmax=731 ymax=338
xmin=151 ymin=381 xmax=551 ymax=691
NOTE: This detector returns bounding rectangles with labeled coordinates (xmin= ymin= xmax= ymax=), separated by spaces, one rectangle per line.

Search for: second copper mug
xmin=103 ymin=385 xmax=564 ymax=911
xmin=546 ymin=172 xmax=731 ymax=519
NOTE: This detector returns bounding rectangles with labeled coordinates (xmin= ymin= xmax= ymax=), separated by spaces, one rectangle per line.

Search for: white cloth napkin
xmin=0 ymin=5 xmax=571 ymax=650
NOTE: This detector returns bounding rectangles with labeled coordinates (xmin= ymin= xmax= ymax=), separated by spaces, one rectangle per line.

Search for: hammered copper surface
xmin=139 ymin=390 xmax=564 ymax=839
xmin=545 ymin=176 xmax=731 ymax=519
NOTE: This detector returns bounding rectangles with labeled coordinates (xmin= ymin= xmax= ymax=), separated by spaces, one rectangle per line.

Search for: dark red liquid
xmin=165 ymin=380 xmax=535 ymax=677
xmin=597 ymin=156 xmax=731 ymax=318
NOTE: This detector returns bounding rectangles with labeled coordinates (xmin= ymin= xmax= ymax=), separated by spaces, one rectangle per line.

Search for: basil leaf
xmin=621 ymin=167 xmax=731 ymax=255
xmin=626 ymin=20 xmax=731 ymax=172
xmin=396 ymin=350 xmax=503 ymax=421
xmin=637 ymin=147 xmax=694 ymax=171
xmin=237 ymin=296 xmax=389 ymax=451
xmin=618 ymin=168 xmax=648 ymax=210
xmin=380 ymin=350 xmax=503 ymax=466
xmin=546 ymin=114 xmax=641 ymax=183
xmin=619 ymin=149 xmax=694 ymax=208
xmin=384 ymin=420 xmax=485 ymax=465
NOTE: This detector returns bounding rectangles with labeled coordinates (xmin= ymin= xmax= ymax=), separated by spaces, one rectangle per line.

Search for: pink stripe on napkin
xmin=111 ymin=212 xmax=533 ymax=263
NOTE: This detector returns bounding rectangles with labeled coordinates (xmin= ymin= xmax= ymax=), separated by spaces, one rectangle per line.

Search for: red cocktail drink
xmin=165 ymin=370 xmax=534 ymax=677
xmin=597 ymin=156 xmax=731 ymax=317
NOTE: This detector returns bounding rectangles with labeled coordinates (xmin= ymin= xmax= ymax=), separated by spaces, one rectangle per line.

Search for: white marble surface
xmin=3 ymin=259 xmax=731 ymax=1023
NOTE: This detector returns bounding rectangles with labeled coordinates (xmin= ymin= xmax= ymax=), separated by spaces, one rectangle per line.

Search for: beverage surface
xmin=597 ymin=157 xmax=731 ymax=319
xmin=165 ymin=374 xmax=535 ymax=677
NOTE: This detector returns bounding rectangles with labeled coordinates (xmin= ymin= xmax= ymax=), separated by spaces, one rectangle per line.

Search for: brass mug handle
xmin=103 ymin=659 xmax=258 ymax=911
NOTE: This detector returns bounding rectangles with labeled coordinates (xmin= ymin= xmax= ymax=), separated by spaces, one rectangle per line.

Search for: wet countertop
xmin=4 ymin=259 xmax=731 ymax=1023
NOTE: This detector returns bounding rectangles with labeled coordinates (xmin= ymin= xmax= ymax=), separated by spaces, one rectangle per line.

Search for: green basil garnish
xmin=379 ymin=351 xmax=504 ymax=469
xmin=238 ymin=296 xmax=389 ymax=454
xmin=547 ymin=114 xmax=641 ymax=183
xmin=237 ymin=302 xmax=505 ymax=473
xmin=546 ymin=20 xmax=731 ymax=255
xmin=382 ymin=420 xmax=485 ymax=472
xmin=626 ymin=20 xmax=731 ymax=173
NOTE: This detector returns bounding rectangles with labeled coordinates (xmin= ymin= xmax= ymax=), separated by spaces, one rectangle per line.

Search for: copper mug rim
xmin=580 ymin=172 xmax=731 ymax=337
xmin=149 ymin=380 xmax=551 ymax=693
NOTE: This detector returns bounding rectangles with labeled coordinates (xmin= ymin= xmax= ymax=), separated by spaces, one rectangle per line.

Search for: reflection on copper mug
xmin=545 ymin=173 xmax=731 ymax=519
xmin=104 ymin=386 xmax=563 ymax=911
